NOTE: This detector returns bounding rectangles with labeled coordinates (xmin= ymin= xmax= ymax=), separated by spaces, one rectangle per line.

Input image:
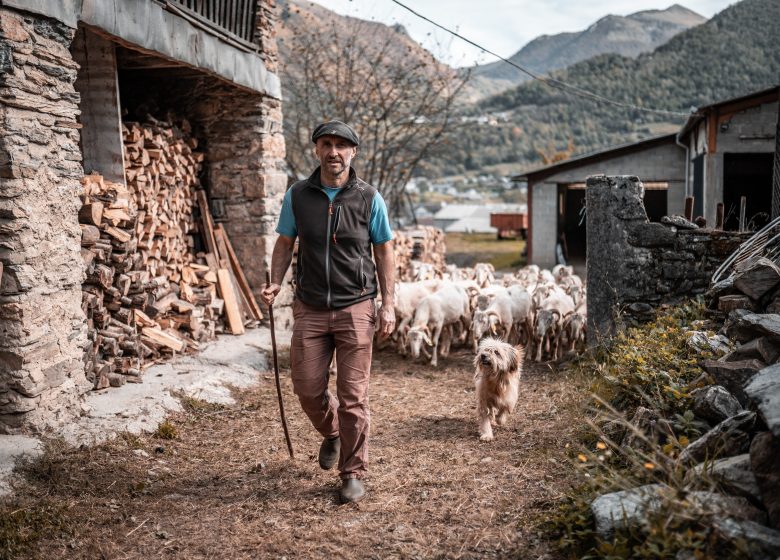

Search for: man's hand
xmin=261 ymin=283 xmax=281 ymax=307
xmin=378 ymin=303 xmax=396 ymax=340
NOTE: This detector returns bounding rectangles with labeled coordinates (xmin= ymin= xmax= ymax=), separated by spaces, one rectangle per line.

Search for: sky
xmin=308 ymin=0 xmax=737 ymax=67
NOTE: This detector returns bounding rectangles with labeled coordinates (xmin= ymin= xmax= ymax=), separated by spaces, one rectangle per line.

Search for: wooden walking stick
xmin=266 ymin=271 xmax=294 ymax=459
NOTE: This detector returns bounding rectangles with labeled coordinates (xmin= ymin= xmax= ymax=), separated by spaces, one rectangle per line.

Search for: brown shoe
xmin=339 ymin=478 xmax=365 ymax=504
xmin=318 ymin=436 xmax=340 ymax=470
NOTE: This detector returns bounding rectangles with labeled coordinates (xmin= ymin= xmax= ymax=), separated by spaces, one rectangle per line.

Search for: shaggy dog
xmin=474 ymin=337 xmax=525 ymax=441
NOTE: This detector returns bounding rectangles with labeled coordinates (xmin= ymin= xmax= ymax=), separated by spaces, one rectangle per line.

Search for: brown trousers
xmin=290 ymin=298 xmax=375 ymax=479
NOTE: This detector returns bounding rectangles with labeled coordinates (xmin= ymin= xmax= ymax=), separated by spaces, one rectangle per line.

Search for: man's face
xmin=314 ymin=135 xmax=357 ymax=177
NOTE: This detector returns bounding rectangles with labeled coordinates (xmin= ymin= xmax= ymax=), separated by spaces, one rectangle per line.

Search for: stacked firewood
xmin=79 ymin=118 xmax=261 ymax=389
xmin=394 ymin=226 xmax=447 ymax=281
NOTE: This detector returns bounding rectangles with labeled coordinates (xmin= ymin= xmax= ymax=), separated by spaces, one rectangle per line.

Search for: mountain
xmin=424 ymin=0 xmax=780 ymax=177
xmin=463 ymin=4 xmax=706 ymax=101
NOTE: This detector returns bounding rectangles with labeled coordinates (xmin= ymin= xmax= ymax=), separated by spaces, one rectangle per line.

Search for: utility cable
xmin=388 ymin=0 xmax=692 ymax=118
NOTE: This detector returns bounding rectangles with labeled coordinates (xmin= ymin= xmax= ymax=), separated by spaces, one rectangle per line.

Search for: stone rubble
xmin=588 ymin=196 xmax=780 ymax=554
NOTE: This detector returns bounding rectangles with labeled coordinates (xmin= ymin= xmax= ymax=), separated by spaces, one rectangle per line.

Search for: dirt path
xmin=3 ymin=347 xmax=581 ymax=559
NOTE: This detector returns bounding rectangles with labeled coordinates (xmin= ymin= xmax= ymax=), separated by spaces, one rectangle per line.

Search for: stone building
xmin=0 ymin=0 xmax=286 ymax=433
xmin=514 ymin=134 xmax=686 ymax=270
xmin=516 ymin=86 xmax=780 ymax=270
xmin=677 ymin=86 xmax=779 ymax=231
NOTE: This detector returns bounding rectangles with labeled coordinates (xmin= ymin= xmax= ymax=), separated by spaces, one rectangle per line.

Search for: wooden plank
xmin=196 ymin=190 xmax=220 ymax=264
xmin=216 ymin=225 xmax=263 ymax=320
xmin=217 ymin=268 xmax=244 ymax=334
xmin=71 ymin=28 xmax=126 ymax=184
xmin=141 ymin=326 xmax=186 ymax=352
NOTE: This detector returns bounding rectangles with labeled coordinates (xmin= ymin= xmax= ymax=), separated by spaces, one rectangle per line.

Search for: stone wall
xmin=586 ymin=175 xmax=748 ymax=342
xmin=0 ymin=8 xmax=90 ymax=433
xmin=194 ymin=88 xmax=287 ymax=298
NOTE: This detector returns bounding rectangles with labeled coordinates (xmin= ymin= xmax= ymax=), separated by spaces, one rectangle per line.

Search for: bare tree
xmin=279 ymin=11 xmax=469 ymax=223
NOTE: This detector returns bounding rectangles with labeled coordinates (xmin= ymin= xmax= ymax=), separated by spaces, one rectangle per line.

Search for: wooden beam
xmin=217 ymin=268 xmax=244 ymax=334
xmin=215 ymin=225 xmax=263 ymax=320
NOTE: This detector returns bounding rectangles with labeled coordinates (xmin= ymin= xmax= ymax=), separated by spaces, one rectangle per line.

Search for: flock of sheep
xmin=380 ymin=262 xmax=587 ymax=366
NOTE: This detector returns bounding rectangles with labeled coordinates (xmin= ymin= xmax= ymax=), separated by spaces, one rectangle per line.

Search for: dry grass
xmin=1 ymin=347 xmax=584 ymax=559
xmin=444 ymin=233 xmax=525 ymax=271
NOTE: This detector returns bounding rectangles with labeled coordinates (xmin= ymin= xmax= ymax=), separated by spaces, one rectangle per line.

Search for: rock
xmin=723 ymin=311 xmax=780 ymax=343
xmin=590 ymin=484 xmax=665 ymax=539
xmin=661 ymin=215 xmax=698 ymax=229
xmin=621 ymin=406 xmax=673 ymax=451
xmin=679 ymin=411 xmax=756 ymax=465
xmin=691 ymin=454 xmax=761 ymax=503
xmin=733 ymin=257 xmax=780 ymax=301
xmin=627 ymin=222 xmax=676 ymax=247
xmin=750 ymin=432 xmax=780 ymax=529
xmin=702 ymin=359 xmax=765 ymax=405
xmin=687 ymin=331 xmax=732 ymax=355
xmin=745 ymin=364 xmax=780 ymax=438
xmin=725 ymin=337 xmax=780 ymax=365
xmin=686 ymin=491 xmax=767 ymax=524
xmin=767 ymin=294 xmax=780 ymax=314
xmin=706 ymin=277 xmax=736 ymax=303
xmin=717 ymin=294 xmax=756 ymax=313
xmin=691 ymin=385 xmax=743 ymax=424
xmin=713 ymin=518 xmax=780 ymax=560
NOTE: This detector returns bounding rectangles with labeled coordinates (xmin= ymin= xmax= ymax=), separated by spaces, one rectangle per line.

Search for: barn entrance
xmin=642 ymin=182 xmax=669 ymax=222
xmin=557 ymin=183 xmax=586 ymax=269
xmin=722 ymin=153 xmax=773 ymax=231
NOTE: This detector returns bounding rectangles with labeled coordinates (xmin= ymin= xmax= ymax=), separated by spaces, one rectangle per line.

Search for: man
xmin=260 ymin=120 xmax=396 ymax=504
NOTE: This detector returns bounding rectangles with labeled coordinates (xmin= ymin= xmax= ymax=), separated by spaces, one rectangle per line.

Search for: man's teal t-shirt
xmin=275 ymin=185 xmax=394 ymax=244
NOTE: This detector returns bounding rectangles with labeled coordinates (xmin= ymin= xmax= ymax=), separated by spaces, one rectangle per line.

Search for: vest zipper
xmin=326 ymin=201 xmax=333 ymax=308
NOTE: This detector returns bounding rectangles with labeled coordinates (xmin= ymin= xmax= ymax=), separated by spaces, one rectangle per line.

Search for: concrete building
xmin=677 ymin=86 xmax=780 ymax=230
xmin=0 ymin=1 xmax=285 ymax=432
xmin=514 ymin=134 xmax=686 ymax=269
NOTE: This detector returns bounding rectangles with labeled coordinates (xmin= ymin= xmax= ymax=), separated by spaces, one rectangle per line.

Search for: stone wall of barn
xmin=586 ymin=175 xmax=748 ymax=342
xmin=0 ymin=0 xmax=286 ymax=433
xmin=0 ymin=8 xmax=91 ymax=433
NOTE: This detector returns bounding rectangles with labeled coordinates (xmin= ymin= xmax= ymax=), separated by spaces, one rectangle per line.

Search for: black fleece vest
xmin=290 ymin=167 xmax=378 ymax=309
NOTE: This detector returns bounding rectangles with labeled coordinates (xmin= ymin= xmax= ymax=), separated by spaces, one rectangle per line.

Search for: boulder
xmin=732 ymin=257 xmax=780 ymax=301
xmin=750 ymin=432 xmax=780 ymax=529
xmin=687 ymin=331 xmax=732 ymax=355
xmin=713 ymin=518 xmax=780 ymax=560
xmin=702 ymin=359 xmax=765 ymax=405
xmin=686 ymin=491 xmax=766 ymax=524
xmin=717 ymin=294 xmax=756 ymax=313
xmin=590 ymin=484 xmax=665 ymax=539
xmin=661 ymin=215 xmax=698 ymax=229
xmin=744 ymin=364 xmax=780 ymax=438
xmin=691 ymin=385 xmax=743 ymax=424
xmin=679 ymin=411 xmax=756 ymax=465
xmin=723 ymin=311 xmax=780 ymax=343
xmin=724 ymin=337 xmax=780 ymax=365
xmin=690 ymin=454 xmax=761 ymax=503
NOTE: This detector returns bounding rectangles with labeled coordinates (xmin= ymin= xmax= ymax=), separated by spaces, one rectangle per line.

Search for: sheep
xmin=470 ymin=294 xmax=514 ymax=351
xmin=507 ymin=284 xmax=533 ymax=345
xmin=532 ymin=308 xmax=561 ymax=362
xmin=407 ymin=283 xmax=471 ymax=367
xmin=473 ymin=262 xmax=495 ymax=288
xmin=556 ymin=312 xmax=586 ymax=360
xmin=392 ymin=279 xmax=441 ymax=354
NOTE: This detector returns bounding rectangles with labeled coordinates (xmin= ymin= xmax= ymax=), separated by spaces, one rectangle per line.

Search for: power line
xmin=388 ymin=0 xmax=692 ymax=118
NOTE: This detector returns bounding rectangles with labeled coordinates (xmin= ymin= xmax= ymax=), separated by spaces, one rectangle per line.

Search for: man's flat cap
xmin=311 ymin=120 xmax=359 ymax=146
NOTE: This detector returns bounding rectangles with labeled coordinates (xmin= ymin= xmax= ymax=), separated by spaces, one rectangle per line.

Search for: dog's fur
xmin=474 ymin=337 xmax=525 ymax=441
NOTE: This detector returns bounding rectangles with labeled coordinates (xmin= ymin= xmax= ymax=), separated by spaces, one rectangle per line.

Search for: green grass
xmin=444 ymin=233 xmax=525 ymax=271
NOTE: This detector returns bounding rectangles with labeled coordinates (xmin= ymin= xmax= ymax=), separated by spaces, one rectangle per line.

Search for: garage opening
xmin=557 ymin=183 xmax=586 ymax=268
xmin=722 ymin=153 xmax=773 ymax=231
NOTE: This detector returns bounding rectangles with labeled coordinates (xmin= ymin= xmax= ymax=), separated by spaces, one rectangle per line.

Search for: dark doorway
xmin=557 ymin=184 xmax=586 ymax=266
xmin=723 ymin=153 xmax=773 ymax=231
xmin=643 ymin=185 xmax=668 ymax=222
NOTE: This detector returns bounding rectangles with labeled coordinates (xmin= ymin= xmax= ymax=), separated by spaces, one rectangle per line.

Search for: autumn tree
xmin=278 ymin=8 xmax=469 ymax=223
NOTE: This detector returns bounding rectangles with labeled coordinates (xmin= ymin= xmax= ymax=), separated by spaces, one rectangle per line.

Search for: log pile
xmin=78 ymin=118 xmax=261 ymax=390
xmin=394 ymin=226 xmax=447 ymax=281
